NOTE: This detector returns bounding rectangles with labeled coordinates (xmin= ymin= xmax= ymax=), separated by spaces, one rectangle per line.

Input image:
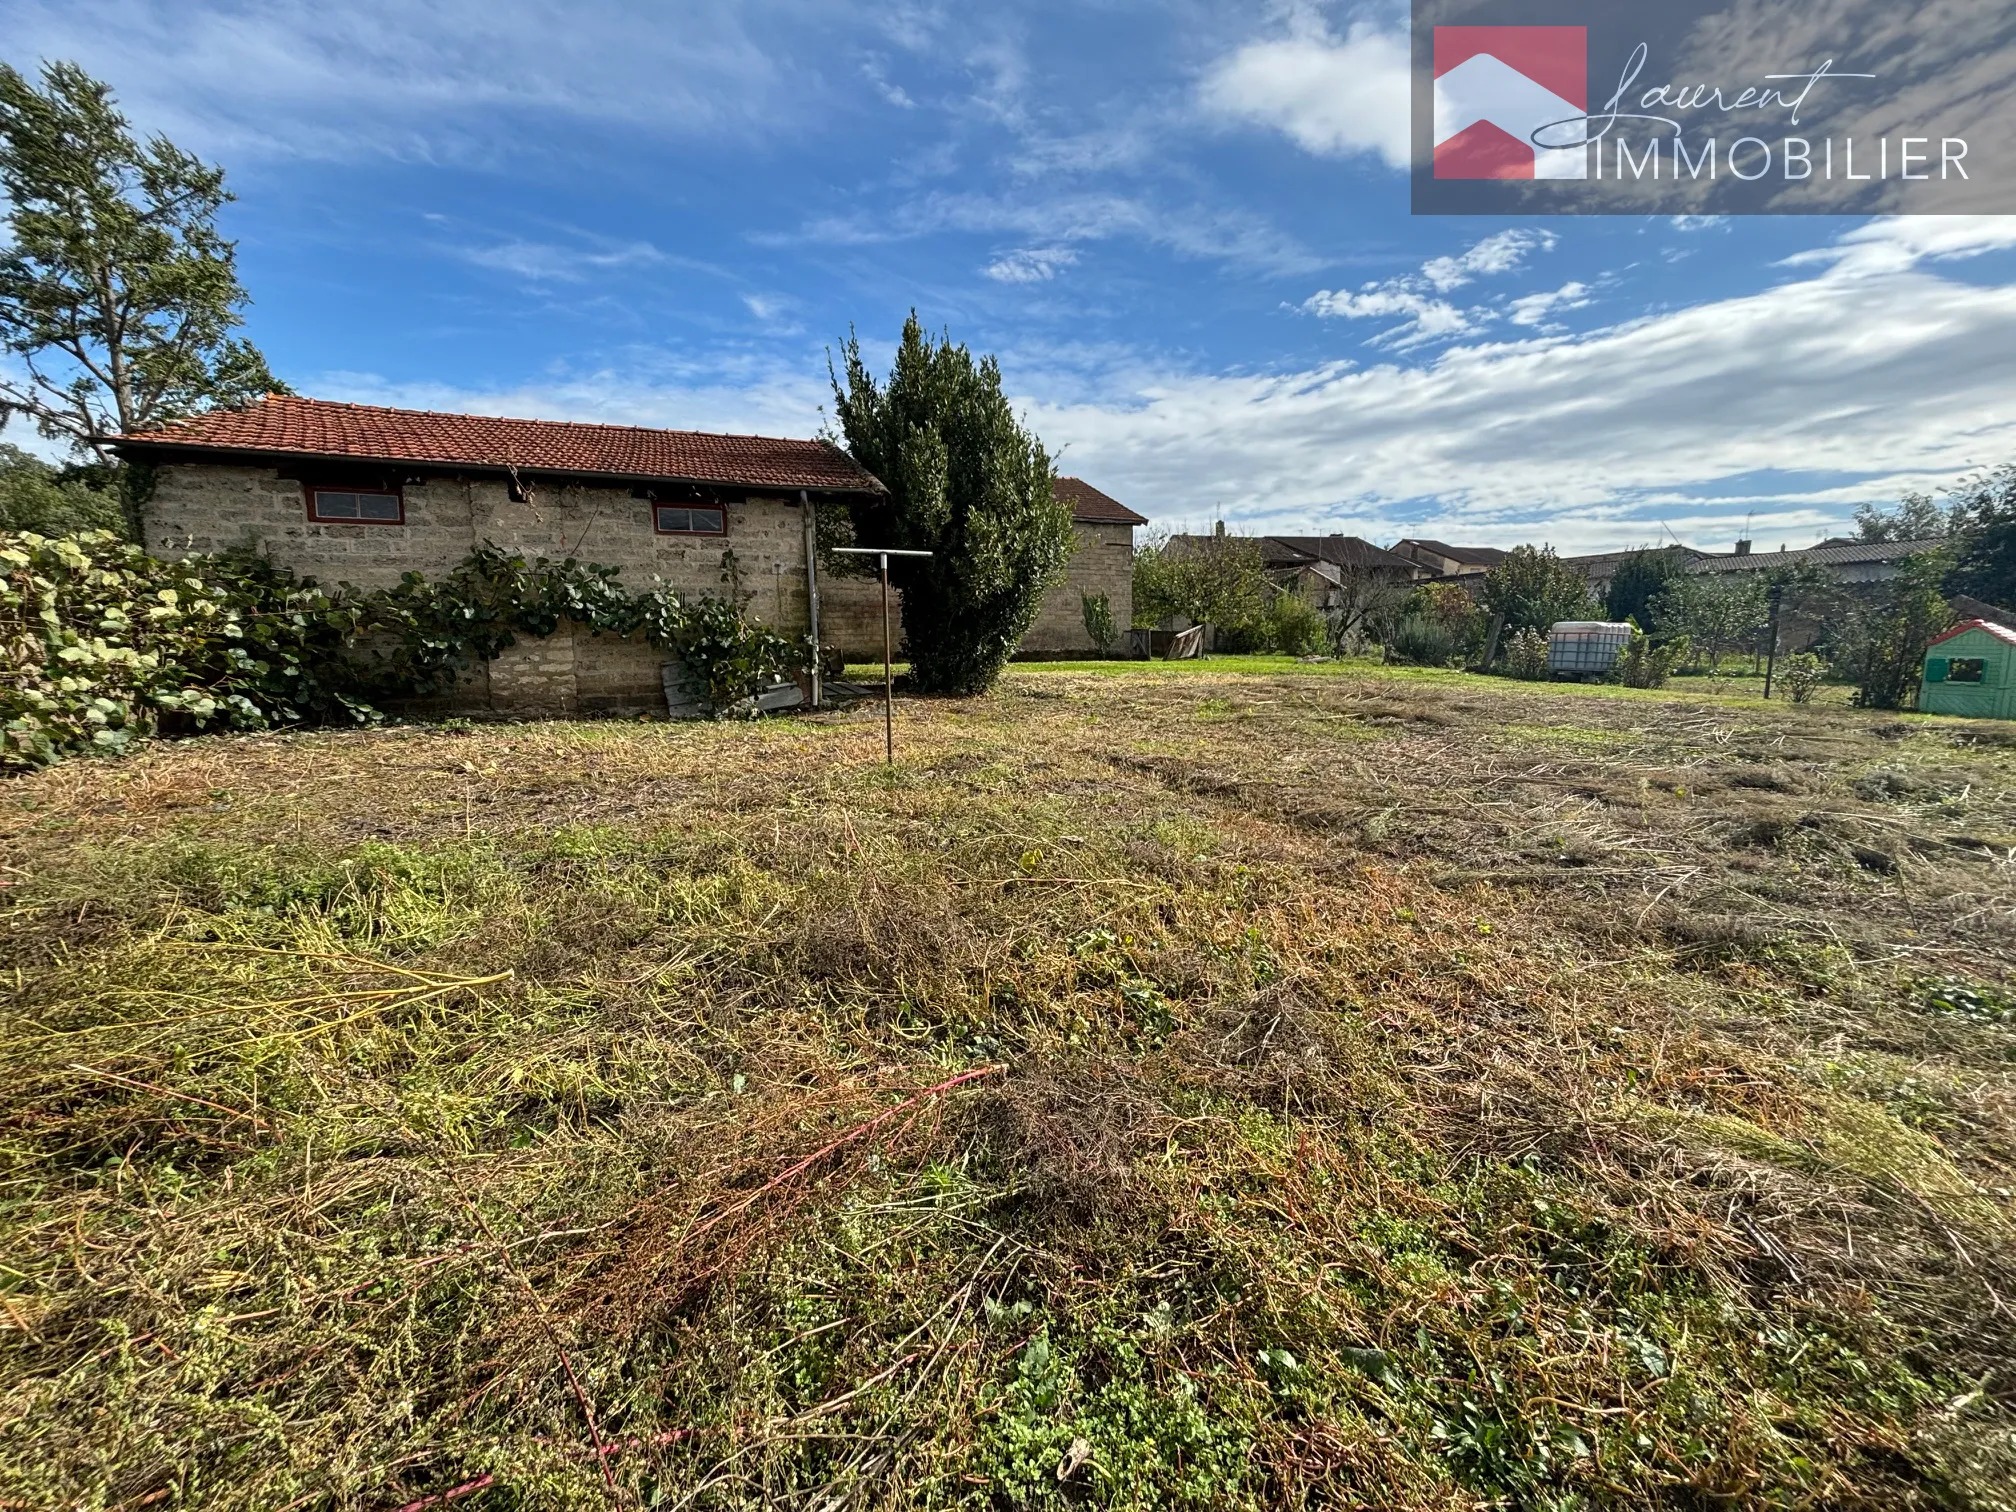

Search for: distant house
xmin=1561 ymin=537 xmax=1950 ymax=600
xmin=1390 ymin=539 xmax=1510 ymax=577
xmin=1252 ymin=536 xmax=1425 ymax=612
xmin=1686 ymin=536 xmax=1948 ymax=585
xmin=1165 ymin=533 xmax=1422 ymax=601
xmin=116 ymin=393 xmax=886 ymax=715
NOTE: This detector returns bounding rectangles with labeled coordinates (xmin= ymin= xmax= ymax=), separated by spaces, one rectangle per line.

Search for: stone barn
xmin=114 ymin=394 xmax=886 ymax=716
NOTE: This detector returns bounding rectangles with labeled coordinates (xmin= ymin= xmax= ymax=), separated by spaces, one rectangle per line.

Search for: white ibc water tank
xmin=1547 ymin=621 xmax=1633 ymax=675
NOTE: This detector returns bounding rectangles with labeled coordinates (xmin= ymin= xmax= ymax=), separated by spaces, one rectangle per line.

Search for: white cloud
xmin=1302 ymin=287 xmax=1476 ymax=347
xmin=984 ymin=247 xmax=1079 ymax=284
xmin=312 ymin=350 xmax=835 ymax=442
xmin=1303 ymin=230 xmax=1560 ymax=347
xmin=1783 ymin=215 xmax=2016 ymax=278
xmin=294 ymin=220 xmax=2016 ymax=556
xmin=792 ymin=189 xmax=1320 ymax=276
xmin=1018 ymin=223 xmax=2016 ymax=552
xmin=454 ymin=236 xmax=668 ymax=283
xmin=0 ymin=0 xmax=815 ymax=163
xmin=1420 ymin=229 xmax=1555 ymax=292
xmin=1199 ymin=19 xmax=1410 ymax=171
xmin=1506 ymin=280 xmax=1591 ymax=328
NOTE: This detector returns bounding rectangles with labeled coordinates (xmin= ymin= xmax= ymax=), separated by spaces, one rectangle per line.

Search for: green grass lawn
xmin=840 ymin=654 xmax=1864 ymax=711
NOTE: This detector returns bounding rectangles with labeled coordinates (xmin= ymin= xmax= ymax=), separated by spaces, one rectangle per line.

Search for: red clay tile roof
xmin=1054 ymin=476 xmax=1146 ymax=526
xmin=115 ymin=394 xmax=885 ymax=494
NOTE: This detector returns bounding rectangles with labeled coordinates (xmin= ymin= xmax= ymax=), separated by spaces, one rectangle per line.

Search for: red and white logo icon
xmin=1433 ymin=26 xmax=1587 ymax=179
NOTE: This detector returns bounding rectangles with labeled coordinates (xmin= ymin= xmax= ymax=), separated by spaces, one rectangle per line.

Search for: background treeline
xmin=1135 ymin=468 xmax=2014 ymax=708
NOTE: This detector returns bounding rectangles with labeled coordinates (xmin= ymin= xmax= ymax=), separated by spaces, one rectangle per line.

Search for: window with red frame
xmin=307 ymin=487 xmax=403 ymax=524
xmin=653 ymin=503 xmax=726 ymax=535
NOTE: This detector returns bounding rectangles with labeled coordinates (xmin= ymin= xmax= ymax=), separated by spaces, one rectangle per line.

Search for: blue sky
xmin=7 ymin=0 xmax=2016 ymax=552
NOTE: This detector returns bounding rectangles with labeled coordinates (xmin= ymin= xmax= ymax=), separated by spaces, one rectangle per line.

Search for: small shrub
xmin=1081 ymin=591 xmax=1116 ymax=653
xmin=1263 ymin=589 xmax=1327 ymax=656
xmin=1616 ymin=629 xmax=1687 ymax=688
xmin=1781 ymin=650 xmax=1827 ymax=703
xmin=1387 ymin=615 xmax=1457 ymax=667
xmin=1504 ymin=626 xmax=1551 ymax=680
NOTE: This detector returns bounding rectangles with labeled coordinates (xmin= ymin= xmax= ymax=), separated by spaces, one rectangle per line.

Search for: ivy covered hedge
xmin=1 ymin=532 xmax=799 ymax=768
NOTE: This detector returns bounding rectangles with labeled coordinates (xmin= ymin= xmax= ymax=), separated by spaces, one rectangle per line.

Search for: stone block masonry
xmin=819 ymin=521 xmax=1137 ymax=660
xmin=143 ymin=463 xmax=812 ymax=716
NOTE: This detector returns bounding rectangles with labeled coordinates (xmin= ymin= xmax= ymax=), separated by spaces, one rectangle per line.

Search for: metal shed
xmin=1920 ymin=619 xmax=2016 ymax=720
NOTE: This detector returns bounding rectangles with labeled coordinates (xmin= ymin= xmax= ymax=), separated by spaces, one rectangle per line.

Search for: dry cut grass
xmin=2 ymin=665 xmax=2014 ymax=1510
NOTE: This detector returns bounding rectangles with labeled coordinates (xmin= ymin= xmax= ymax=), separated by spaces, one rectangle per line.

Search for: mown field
xmin=3 ymin=664 xmax=2014 ymax=1510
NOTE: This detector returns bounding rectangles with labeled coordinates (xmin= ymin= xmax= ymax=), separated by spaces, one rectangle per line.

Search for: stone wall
xmin=144 ymin=462 xmax=812 ymax=621
xmin=1022 ymin=522 xmax=1135 ymax=652
xmin=815 ymin=521 xmax=1137 ymax=660
xmin=143 ymin=462 xmax=814 ymax=715
xmin=820 ymin=571 xmax=904 ymax=661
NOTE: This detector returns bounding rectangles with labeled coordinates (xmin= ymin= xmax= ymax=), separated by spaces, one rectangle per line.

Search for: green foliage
xmin=1833 ymin=549 xmax=1954 ymax=710
xmin=1 ymin=530 xmax=371 ymax=765
xmin=0 ymin=62 xmax=286 ymax=537
xmin=1504 ymin=625 xmax=1550 ymax=680
xmin=1615 ymin=627 xmax=1687 ymax=688
xmin=828 ymin=314 xmax=1074 ymax=694
xmin=1261 ymin=586 xmax=1327 ymax=656
xmin=0 ymin=443 xmax=121 ymax=534
xmin=1781 ymin=650 xmax=1828 ymax=703
xmin=1386 ymin=615 xmax=1457 ymax=667
xmin=1132 ymin=530 xmax=1269 ymax=637
xmin=653 ymin=584 xmax=799 ymax=715
xmin=1081 ymin=591 xmax=1116 ymax=652
xmin=1480 ymin=546 xmax=1598 ymax=637
xmin=1402 ymin=581 xmax=1487 ymax=663
xmin=1855 ymin=492 xmax=1953 ymax=544
xmin=1650 ymin=572 xmax=1768 ymax=670
xmin=980 ymin=1328 xmax=1253 ymax=1507
xmin=1 ymin=533 xmax=798 ymax=765
xmin=1943 ymin=463 xmax=2016 ymax=610
xmin=1604 ymin=547 xmax=1689 ymax=631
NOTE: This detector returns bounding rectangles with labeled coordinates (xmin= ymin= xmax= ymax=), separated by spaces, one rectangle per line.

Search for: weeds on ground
xmin=1 ymin=672 xmax=2012 ymax=1508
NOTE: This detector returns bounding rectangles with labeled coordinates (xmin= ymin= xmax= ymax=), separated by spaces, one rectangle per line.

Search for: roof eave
xmin=110 ymin=438 xmax=888 ymax=496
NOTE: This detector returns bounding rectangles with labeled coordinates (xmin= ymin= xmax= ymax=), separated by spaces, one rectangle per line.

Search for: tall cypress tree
xmin=829 ymin=314 xmax=1074 ymax=694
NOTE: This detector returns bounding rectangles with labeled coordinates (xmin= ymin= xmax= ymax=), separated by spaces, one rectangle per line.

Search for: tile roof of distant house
xmin=1259 ymin=535 xmax=1419 ymax=571
xmin=114 ymin=394 xmax=886 ymax=494
xmin=1687 ymin=537 xmax=1948 ymax=573
xmin=1053 ymin=476 xmax=1147 ymax=525
xmin=1561 ymin=545 xmax=1710 ymax=572
xmin=1394 ymin=539 xmax=1509 ymax=567
xmin=1165 ymin=533 xmax=1416 ymax=572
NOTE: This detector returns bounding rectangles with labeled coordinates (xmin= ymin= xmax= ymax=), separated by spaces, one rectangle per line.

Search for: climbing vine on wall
xmin=1 ymin=532 xmax=801 ymax=768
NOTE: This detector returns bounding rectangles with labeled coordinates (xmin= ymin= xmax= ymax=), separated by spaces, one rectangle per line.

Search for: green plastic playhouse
xmin=1920 ymin=619 xmax=2016 ymax=720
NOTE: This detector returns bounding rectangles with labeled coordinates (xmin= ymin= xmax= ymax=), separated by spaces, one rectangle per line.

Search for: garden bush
xmin=1504 ymin=626 xmax=1551 ymax=680
xmin=1 ymin=532 xmax=799 ymax=767
xmin=1385 ymin=615 xmax=1457 ymax=667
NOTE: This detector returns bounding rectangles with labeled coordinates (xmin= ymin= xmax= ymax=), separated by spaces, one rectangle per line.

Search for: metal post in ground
xmin=833 ymin=547 xmax=933 ymax=765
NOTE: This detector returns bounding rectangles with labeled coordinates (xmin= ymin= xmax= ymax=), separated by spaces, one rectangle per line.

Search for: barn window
xmin=654 ymin=504 xmax=727 ymax=535
xmin=308 ymin=487 xmax=403 ymax=524
xmin=1947 ymin=657 xmax=1987 ymax=684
